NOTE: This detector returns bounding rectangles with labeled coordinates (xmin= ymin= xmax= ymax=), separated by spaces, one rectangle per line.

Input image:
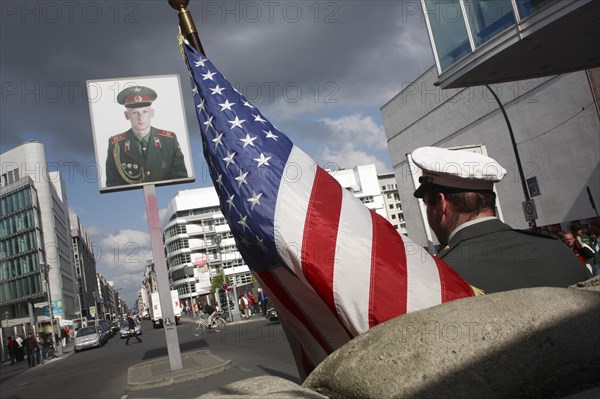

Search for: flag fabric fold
xmin=182 ymin=41 xmax=474 ymax=378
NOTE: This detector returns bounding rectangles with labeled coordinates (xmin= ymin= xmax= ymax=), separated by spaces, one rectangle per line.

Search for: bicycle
xmin=192 ymin=312 xmax=226 ymax=335
xmin=45 ymin=345 xmax=57 ymax=360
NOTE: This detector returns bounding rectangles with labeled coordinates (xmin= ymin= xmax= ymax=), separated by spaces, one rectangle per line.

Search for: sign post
xmin=144 ymin=184 xmax=182 ymax=370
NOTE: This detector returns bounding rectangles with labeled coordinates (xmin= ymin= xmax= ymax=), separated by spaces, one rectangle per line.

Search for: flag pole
xmin=168 ymin=0 xmax=205 ymax=54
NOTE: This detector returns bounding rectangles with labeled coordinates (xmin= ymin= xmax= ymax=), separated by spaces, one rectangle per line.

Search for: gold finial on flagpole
xmin=168 ymin=0 xmax=205 ymax=54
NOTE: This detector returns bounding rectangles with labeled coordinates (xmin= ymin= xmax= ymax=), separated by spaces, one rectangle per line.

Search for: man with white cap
xmin=411 ymin=146 xmax=590 ymax=294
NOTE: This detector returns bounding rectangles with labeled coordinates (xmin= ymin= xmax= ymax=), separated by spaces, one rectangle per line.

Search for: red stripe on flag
xmin=301 ymin=167 xmax=342 ymax=315
xmin=368 ymin=211 xmax=408 ymax=328
xmin=256 ymin=270 xmax=335 ymax=354
xmin=434 ymin=256 xmax=474 ymax=302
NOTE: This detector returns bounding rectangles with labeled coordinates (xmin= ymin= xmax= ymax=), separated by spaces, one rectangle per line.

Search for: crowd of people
xmin=557 ymin=224 xmax=600 ymax=276
xmin=238 ymin=288 xmax=268 ymax=319
xmin=5 ymin=332 xmax=48 ymax=367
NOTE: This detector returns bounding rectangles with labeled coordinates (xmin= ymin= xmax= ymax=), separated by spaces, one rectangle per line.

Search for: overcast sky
xmin=0 ymin=0 xmax=435 ymax=307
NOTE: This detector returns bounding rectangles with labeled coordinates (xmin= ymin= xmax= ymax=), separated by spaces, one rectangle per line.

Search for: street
xmin=0 ymin=317 xmax=299 ymax=399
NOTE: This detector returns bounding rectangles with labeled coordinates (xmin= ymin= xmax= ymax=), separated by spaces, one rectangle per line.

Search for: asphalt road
xmin=0 ymin=317 xmax=300 ymax=399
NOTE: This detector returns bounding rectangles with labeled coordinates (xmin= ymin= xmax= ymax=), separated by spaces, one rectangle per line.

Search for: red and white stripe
xmin=267 ymin=145 xmax=473 ymax=377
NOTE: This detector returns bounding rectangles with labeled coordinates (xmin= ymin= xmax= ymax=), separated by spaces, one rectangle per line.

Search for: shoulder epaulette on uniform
xmin=156 ymin=129 xmax=174 ymax=139
xmin=110 ymin=133 xmax=127 ymax=144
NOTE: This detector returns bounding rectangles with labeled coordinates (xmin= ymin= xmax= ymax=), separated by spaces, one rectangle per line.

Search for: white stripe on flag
xmin=333 ymin=191 xmax=373 ymax=335
xmin=404 ymin=235 xmax=442 ymax=312
xmin=274 ymin=145 xmax=316 ymax=279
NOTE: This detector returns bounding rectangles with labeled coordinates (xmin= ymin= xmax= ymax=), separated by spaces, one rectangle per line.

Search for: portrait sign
xmin=87 ymin=74 xmax=195 ymax=193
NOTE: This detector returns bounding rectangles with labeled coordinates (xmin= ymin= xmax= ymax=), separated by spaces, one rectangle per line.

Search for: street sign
xmin=522 ymin=199 xmax=538 ymax=222
xmin=90 ymin=306 xmax=96 ymax=317
xmin=34 ymin=302 xmax=48 ymax=308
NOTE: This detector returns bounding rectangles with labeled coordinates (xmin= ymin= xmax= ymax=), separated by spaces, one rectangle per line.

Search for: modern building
xmin=328 ymin=164 xmax=387 ymax=218
xmin=378 ymin=172 xmax=407 ymax=235
xmin=381 ymin=66 xmax=600 ymax=247
xmin=1 ymin=141 xmax=78 ymax=332
xmin=163 ymin=187 xmax=252 ymax=312
xmin=70 ymin=213 xmax=98 ymax=319
xmin=422 ymin=0 xmax=599 ymax=88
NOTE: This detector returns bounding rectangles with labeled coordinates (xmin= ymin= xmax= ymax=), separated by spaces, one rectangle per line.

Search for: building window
xmin=423 ymin=0 xmax=471 ymax=72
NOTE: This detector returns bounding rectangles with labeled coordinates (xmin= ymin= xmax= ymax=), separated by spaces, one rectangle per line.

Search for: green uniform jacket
xmin=105 ymin=127 xmax=188 ymax=187
xmin=439 ymin=219 xmax=591 ymax=294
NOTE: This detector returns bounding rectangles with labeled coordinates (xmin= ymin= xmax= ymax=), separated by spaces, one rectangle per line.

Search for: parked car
xmin=119 ymin=320 xmax=142 ymax=339
xmin=74 ymin=326 xmax=103 ymax=352
xmin=97 ymin=319 xmax=113 ymax=338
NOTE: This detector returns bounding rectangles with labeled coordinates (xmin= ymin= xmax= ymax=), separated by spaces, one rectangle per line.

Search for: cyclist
xmin=204 ymin=303 xmax=216 ymax=328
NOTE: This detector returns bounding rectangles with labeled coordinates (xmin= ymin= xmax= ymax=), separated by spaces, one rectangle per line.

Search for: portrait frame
xmin=87 ymin=74 xmax=195 ymax=193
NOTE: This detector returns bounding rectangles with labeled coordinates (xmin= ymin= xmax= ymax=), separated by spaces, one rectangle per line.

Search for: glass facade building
xmin=1 ymin=141 xmax=77 ymax=331
xmin=421 ymin=0 xmax=599 ymax=88
xmin=0 ymin=178 xmax=45 ymax=308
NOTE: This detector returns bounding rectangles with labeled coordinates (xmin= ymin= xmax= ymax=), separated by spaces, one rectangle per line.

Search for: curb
xmin=127 ymin=349 xmax=232 ymax=391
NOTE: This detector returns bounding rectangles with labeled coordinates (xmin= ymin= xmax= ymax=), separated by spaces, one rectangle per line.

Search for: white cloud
xmin=320 ymin=114 xmax=388 ymax=151
xmin=318 ymin=143 xmax=390 ymax=174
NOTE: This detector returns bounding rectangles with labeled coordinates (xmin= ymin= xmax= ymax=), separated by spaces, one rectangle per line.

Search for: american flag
xmin=183 ymin=42 xmax=474 ymax=378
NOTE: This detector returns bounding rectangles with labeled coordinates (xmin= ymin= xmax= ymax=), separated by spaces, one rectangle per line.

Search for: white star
xmin=253 ymin=114 xmax=267 ymax=124
xmin=202 ymin=70 xmax=216 ymax=81
xmin=239 ymin=134 xmax=257 ymax=148
xmin=223 ymin=152 xmax=236 ymax=167
xmin=254 ymin=153 xmax=271 ymax=167
xmin=211 ymin=85 xmax=225 ymax=95
xmin=203 ymin=115 xmax=214 ymax=130
xmin=246 ymin=191 xmax=263 ymax=210
xmin=226 ymin=194 xmax=236 ymax=210
xmin=228 ymin=116 xmax=246 ymax=130
xmin=241 ymin=235 xmax=252 ymax=247
xmin=256 ymin=236 xmax=267 ymax=251
xmin=238 ymin=215 xmax=249 ymax=232
xmin=219 ymin=99 xmax=235 ymax=111
xmin=212 ymin=132 xmax=223 ymax=148
xmin=196 ymin=98 xmax=205 ymax=111
xmin=264 ymin=130 xmax=278 ymax=140
xmin=235 ymin=170 xmax=249 ymax=187
xmin=243 ymin=101 xmax=255 ymax=109
xmin=192 ymin=86 xmax=198 ymax=95
xmin=194 ymin=58 xmax=206 ymax=67
xmin=215 ymin=173 xmax=223 ymax=187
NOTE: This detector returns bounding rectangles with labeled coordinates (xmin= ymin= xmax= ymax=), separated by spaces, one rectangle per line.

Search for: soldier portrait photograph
xmin=87 ymin=75 xmax=194 ymax=192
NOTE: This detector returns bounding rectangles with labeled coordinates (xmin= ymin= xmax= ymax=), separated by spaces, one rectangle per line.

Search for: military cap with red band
xmin=117 ymin=86 xmax=157 ymax=108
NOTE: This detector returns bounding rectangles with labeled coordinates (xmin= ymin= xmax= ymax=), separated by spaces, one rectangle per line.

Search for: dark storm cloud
xmin=1 ymin=0 xmax=431 ymax=165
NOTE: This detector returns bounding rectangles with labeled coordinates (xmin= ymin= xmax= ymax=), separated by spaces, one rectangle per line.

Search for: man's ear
xmin=124 ymin=110 xmax=130 ymax=120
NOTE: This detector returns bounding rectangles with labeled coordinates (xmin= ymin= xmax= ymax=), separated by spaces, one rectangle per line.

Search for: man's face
xmin=124 ymin=106 xmax=154 ymax=135
xmin=563 ymin=233 xmax=576 ymax=247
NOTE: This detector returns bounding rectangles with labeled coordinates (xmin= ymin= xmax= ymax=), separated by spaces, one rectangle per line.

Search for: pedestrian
xmin=239 ymin=294 xmax=248 ymax=319
xmin=258 ymin=288 xmax=268 ymax=316
xmin=24 ymin=332 xmax=39 ymax=368
xmin=6 ymin=336 xmax=16 ymax=365
xmin=411 ymin=146 xmax=590 ymax=294
xmin=15 ymin=334 xmax=24 ymax=362
xmin=35 ymin=332 xmax=44 ymax=365
xmin=562 ymin=231 xmax=595 ymax=274
xmin=247 ymin=292 xmax=254 ymax=317
xmin=125 ymin=313 xmax=142 ymax=345
xmin=105 ymin=86 xmax=188 ymax=187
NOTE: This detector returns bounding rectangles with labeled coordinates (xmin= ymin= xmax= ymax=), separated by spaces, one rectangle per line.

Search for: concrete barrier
xmin=303 ymin=287 xmax=600 ymax=398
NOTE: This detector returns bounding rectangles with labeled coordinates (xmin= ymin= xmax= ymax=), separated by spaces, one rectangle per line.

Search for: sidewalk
xmin=1 ymin=341 xmax=74 ymax=374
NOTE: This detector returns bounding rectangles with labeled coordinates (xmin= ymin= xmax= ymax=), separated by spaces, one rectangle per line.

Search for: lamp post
xmin=40 ymin=264 xmax=59 ymax=356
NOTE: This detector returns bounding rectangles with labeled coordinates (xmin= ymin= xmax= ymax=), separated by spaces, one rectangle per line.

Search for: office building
xmin=163 ymin=187 xmax=251 ymax=311
xmin=1 ymin=141 xmax=77 ymax=330
xmin=70 ymin=213 xmax=98 ymax=319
